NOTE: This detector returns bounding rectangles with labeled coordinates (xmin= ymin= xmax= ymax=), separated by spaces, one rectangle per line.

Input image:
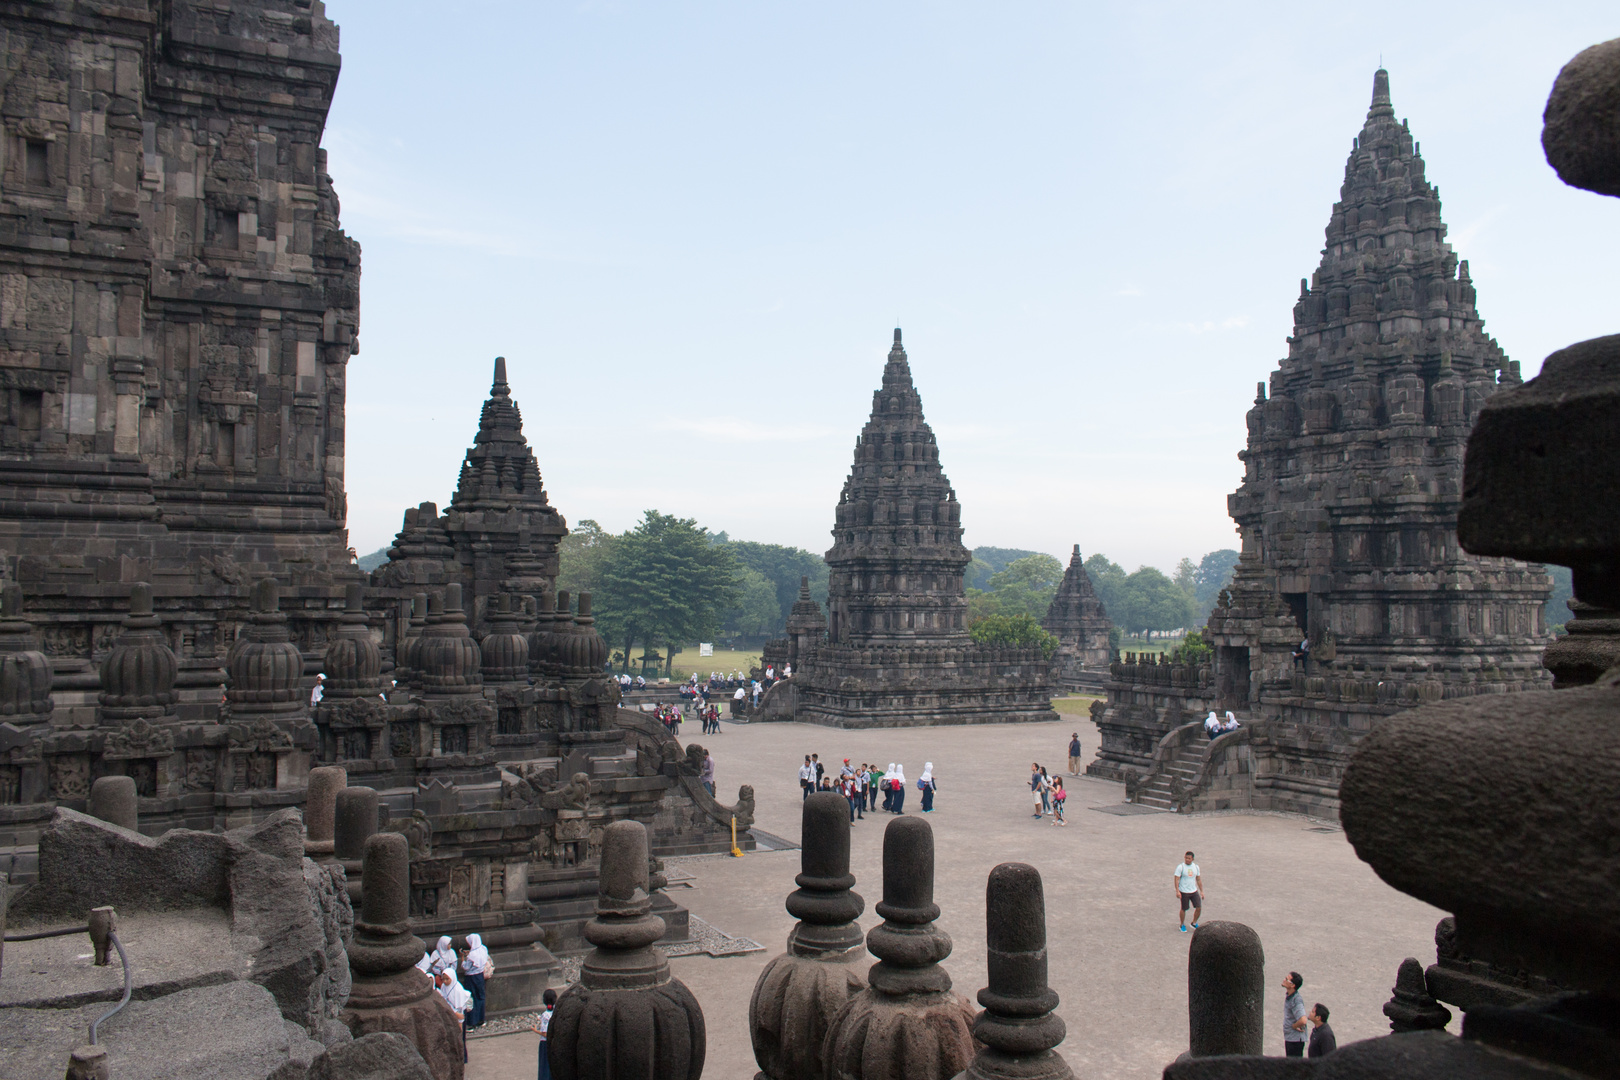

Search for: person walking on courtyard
xmin=890 ymin=762 xmax=907 ymax=813
xmin=799 ymin=756 xmax=816 ymax=800
xmin=854 ymin=764 xmax=867 ymax=818
xmin=919 ymin=762 xmax=937 ymax=812
xmin=532 ymin=987 xmax=557 ymax=1080
xmin=1039 ymin=766 xmax=1052 ymax=814
xmin=700 ymin=750 xmax=716 ymax=797
xmin=1068 ymin=732 xmax=1082 ymax=775
xmin=1307 ymin=1003 xmax=1336 ymax=1058
xmin=881 ymin=764 xmax=895 ymax=812
xmin=842 ymin=771 xmax=861 ymax=823
xmin=1175 ymin=851 xmax=1203 ymax=932
xmin=1282 ymin=972 xmax=1308 ymax=1056
xmin=868 ymin=763 xmax=883 ymax=811
xmin=1031 ymin=762 xmax=1046 ymax=818
xmin=1050 ymin=777 xmax=1066 ymax=825
xmin=812 ymin=754 xmax=824 ymax=787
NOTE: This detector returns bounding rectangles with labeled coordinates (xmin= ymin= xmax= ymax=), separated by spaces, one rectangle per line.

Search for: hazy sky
xmin=326 ymin=3 xmax=1617 ymax=571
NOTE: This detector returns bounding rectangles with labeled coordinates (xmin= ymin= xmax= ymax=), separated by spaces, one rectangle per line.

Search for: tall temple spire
xmin=450 ymin=356 xmax=550 ymax=511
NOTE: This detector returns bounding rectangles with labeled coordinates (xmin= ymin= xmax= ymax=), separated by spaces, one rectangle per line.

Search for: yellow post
xmin=730 ymin=815 xmax=744 ymax=857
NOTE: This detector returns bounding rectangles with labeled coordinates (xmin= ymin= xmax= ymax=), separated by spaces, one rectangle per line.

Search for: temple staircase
xmin=1132 ymin=740 xmax=1206 ymax=810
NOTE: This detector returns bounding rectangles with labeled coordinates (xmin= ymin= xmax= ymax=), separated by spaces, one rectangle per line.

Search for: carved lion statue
xmin=682 ymin=742 xmax=706 ymax=776
xmin=555 ymin=771 xmax=592 ymax=811
xmin=731 ymin=784 xmax=756 ymax=831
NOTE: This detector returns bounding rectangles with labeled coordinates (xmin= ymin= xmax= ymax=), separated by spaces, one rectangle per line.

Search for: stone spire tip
xmin=492 ymin=356 xmax=508 ymax=392
xmin=1369 ymin=67 xmax=1394 ymax=119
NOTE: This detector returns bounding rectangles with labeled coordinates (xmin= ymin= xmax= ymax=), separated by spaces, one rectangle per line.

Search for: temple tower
xmin=789 ymin=330 xmax=1056 ymax=728
xmin=822 ymin=329 xmax=969 ymax=648
xmin=1042 ymin=546 xmax=1114 ymax=693
xmin=1094 ymin=70 xmax=1552 ymax=816
xmin=371 ymin=358 xmax=568 ymax=641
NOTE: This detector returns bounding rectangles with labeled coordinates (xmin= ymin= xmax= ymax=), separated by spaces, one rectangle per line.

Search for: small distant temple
xmin=1091 ymin=70 xmax=1553 ymax=816
xmin=765 ymin=330 xmax=1057 ymax=728
xmin=1042 ymin=546 xmax=1114 ymax=693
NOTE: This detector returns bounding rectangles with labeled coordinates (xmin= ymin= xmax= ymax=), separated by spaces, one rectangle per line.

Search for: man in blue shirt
xmin=1282 ymin=972 xmax=1308 ymax=1056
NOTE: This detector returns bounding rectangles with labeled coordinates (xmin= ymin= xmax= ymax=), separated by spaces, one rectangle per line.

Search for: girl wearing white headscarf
xmin=889 ymin=763 xmax=907 ymax=813
xmin=461 ymin=932 xmax=493 ymax=1029
xmin=1204 ymin=711 xmax=1220 ymax=737
xmin=919 ymin=762 xmax=937 ymax=813
xmin=881 ymin=764 xmax=895 ymax=812
xmin=434 ymin=968 xmax=473 ymax=1063
xmin=427 ymin=935 xmax=456 ymax=976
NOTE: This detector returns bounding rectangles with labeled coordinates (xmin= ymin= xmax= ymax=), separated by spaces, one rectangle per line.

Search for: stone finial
xmin=225 ymin=577 xmax=309 ymax=721
xmin=953 ymin=862 xmax=1071 ymax=1080
xmin=340 ymin=831 xmax=464 ymax=1080
xmin=88 ymin=775 xmax=138 ymax=832
xmin=479 ymin=593 xmax=529 ymax=684
xmin=324 ymin=584 xmax=382 ymax=696
xmin=1542 ymin=37 xmax=1620 ymax=197
xmin=823 ymin=815 xmax=975 ymax=1080
xmin=416 ymin=585 xmax=482 ymax=694
xmin=98 ymin=583 xmax=178 ymax=724
xmin=549 ymin=820 xmax=705 ymax=1080
xmin=305 ymin=765 xmax=347 ymax=856
xmin=750 ymin=791 xmax=866 ymax=1080
xmin=0 ymin=584 xmax=51 ymax=725
xmin=1187 ymin=922 xmax=1264 ymax=1057
xmin=1382 ymin=956 xmax=1452 ymax=1033
xmin=335 ymin=786 xmax=379 ymax=903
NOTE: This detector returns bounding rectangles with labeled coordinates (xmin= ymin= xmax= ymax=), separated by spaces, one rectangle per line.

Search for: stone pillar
xmin=305 ymin=765 xmax=347 ymax=858
xmin=1187 ymin=921 xmax=1264 ymax=1057
xmin=335 ymin=786 xmax=379 ymax=904
xmin=88 ymin=776 xmax=138 ymax=832
xmin=1382 ymin=956 xmax=1452 ymax=1033
xmin=750 ymin=791 xmax=866 ymax=1080
xmin=823 ymin=816 xmax=975 ymax=1080
xmin=341 ymin=832 xmax=464 ymax=1080
xmin=952 ymin=862 xmax=1072 ymax=1080
xmin=549 ymin=819 xmax=705 ymax=1080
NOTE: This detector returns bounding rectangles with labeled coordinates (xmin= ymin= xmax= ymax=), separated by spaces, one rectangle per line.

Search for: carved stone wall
xmin=0 ymin=1 xmax=363 ymax=716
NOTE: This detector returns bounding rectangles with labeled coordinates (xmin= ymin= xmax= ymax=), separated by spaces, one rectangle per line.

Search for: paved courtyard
xmin=469 ymin=712 xmax=1451 ymax=1079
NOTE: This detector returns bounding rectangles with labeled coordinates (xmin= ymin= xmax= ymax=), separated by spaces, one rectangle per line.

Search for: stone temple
xmin=0 ymin=0 xmax=750 ymax=1047
xmin=762 ymin=329 xmax=1057 ymax=728
xmin=1091 ymin=70 xmax=1554 ymax=817
xmin=1042 ymin=545 xmax=1113 ymax=694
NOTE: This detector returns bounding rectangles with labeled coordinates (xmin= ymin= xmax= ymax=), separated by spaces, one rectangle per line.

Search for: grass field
xmin=1052 ymin=694 xmax=1102 ymax=715
xmin=669 ymin=646 xmax=761 ymax=681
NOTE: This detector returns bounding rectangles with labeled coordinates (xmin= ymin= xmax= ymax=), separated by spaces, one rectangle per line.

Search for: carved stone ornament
xmin=102 ymin=717 xmax=175 ymax=759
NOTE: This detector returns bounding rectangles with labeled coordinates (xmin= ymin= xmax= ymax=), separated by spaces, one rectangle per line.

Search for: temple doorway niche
xmin=1281 ymin=593 xmax=1309 ymax=636
xmin=1217 ymin=646 xmax=1251 ymax=712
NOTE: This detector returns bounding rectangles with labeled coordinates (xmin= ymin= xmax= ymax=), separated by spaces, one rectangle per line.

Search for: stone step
xmin=1137 ymin=793 xmax=1173 ymax=809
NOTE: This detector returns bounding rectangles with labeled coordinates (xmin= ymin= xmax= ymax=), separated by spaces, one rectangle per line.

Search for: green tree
xmin=1169 ymin=629 xmax=1213 ymax=666
xmin=1193 ymin=549 xmax=1240 ymax=612
xmin=1173 ymin=557 xmax=1197 ymax=596
xmin=967 ymin=546 xmax=1041 ymax=591
xmin=594 ymin=511 xmax=742 ymax=675
xmin=721 ymin=566 xmax=782 ymax=640
xmin=1545 ymin=564 xmax=1573 ymax=634
xmin=980 ymin=553 xmax=1064 ymax=620
xmin=1083 ymin=553 xmax=1128 ymax=618
xmin=1114 ymin=566 xmax=1196 ymax=636
xmin=557 ymin=519 xmax=616 ymax=599
xmin=721 ymin=540 xmax=828 ymax=635
xmin=968 ymin=612 xmax=1059 ymax=659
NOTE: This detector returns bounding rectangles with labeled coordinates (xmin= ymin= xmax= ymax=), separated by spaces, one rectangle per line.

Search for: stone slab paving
xmin=468 ymin=715 xmax=1453 ymax=1080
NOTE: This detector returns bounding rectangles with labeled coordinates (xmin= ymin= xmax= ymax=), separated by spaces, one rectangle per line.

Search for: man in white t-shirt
xmin=1174 ymin=850 xmax=1204 ymax=932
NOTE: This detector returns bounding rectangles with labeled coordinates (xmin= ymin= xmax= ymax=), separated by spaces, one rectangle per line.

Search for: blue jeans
xmin=462 ymin=970 xmax=485 ymax=1028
